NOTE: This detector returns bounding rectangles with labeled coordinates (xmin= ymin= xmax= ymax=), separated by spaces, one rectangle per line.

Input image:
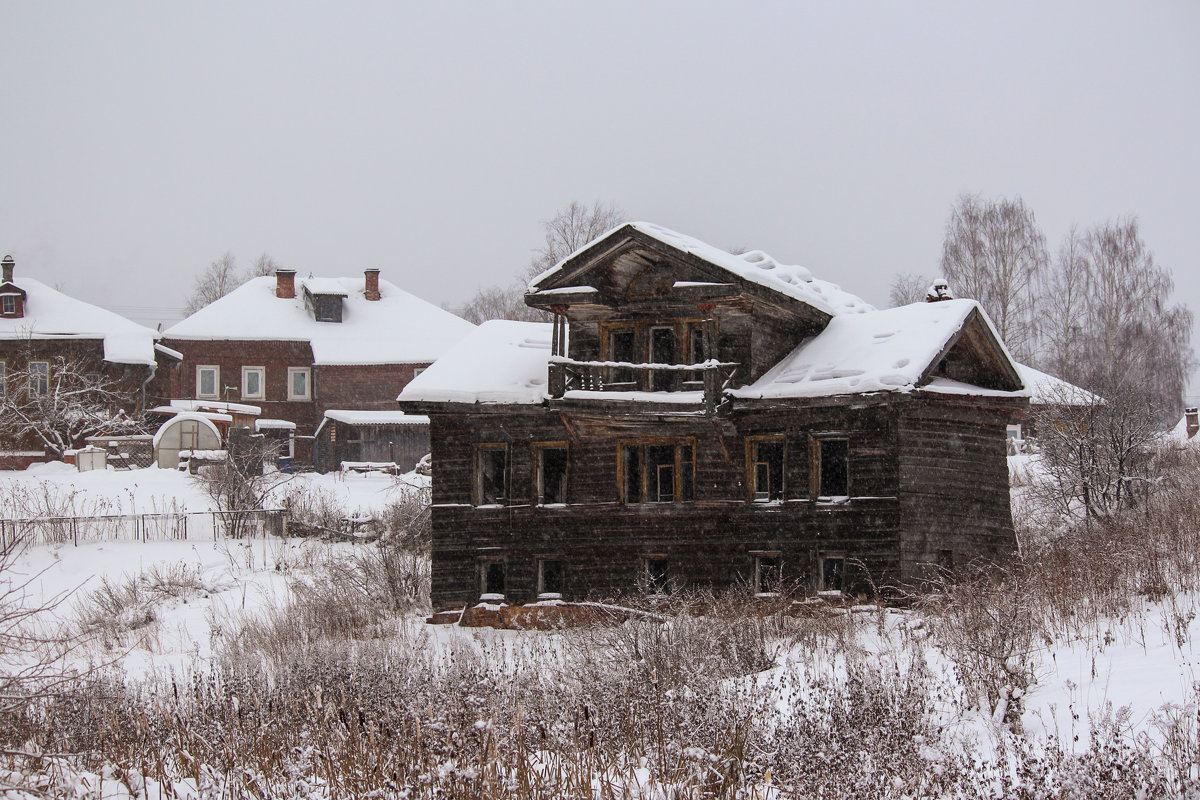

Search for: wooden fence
xmin=0 ymin=508 xmax=287 ymax=552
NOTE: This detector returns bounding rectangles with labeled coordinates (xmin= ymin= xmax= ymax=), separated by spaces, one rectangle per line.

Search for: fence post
xmin=73 ymin=517 xmax=78 ymax=548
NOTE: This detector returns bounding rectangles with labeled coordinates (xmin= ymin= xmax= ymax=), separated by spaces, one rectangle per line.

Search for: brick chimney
xmin=364 ymin=268 xmax=381 ymax=301
xmin=1 ymin=255 xmax=13 ymax=284
xmin=275 ymin=268 xmax=296 ymax=299
xmin=1187 ymin=407 xmax=1199 ymax=440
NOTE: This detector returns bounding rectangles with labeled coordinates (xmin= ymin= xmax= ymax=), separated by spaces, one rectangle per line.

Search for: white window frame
xmin=242 ymin=366 xmax=265 ymax=400
xmin=28 ymin=361 xmax=49 ymax=398
xmin=287 ymin=367 xmax=311 ymax=401
xmin=196 ymin=365 xmax=220 ymax=400
xmin=1 ymin=296 xmax=14 ymax=315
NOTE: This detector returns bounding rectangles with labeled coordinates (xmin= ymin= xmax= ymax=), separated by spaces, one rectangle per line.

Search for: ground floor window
xmin=538 ymin=559 xmax=564 ymax=597
xmin=480 ymin=560 xmax=505 ymax=597
xmin=642 ymin=556 xmax=669 ymax=594
xmin=196 ymin=365 xmax=219 ymax=399
xmin=753 ymin=553 xmax=782 ymax=594
xmin=28 ymin=361 xmax=49 ymax=398
xmin=620 ymin=440 xmax=694 ymax=503
xmin=820 ymin=555 xmax=845 ymax=592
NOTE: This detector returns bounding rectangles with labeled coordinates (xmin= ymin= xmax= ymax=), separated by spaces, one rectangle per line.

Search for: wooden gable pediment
xmin=919 ymin=306 xmax=1023 ymax=392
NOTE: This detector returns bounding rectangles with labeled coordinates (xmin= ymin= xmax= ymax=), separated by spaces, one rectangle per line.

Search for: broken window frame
xmin=537 ymin=558 xmax=565 ymax=598
xmin=811 ymin=435 xmax=850 ymax=500
xmin=752 ymin=551 xmax=783 ymax=595
xmin=478 ymin=557 xmax=506 ymax=597
xmin=532 ymin=441 xmax=569 ymax=506
xmin=746 ymin=435 xmax=786 ymax=502
xmin=474 ymin=443 xmax=509 ymax=506
xmin=618 ymin=438 xmax=695 ymax=504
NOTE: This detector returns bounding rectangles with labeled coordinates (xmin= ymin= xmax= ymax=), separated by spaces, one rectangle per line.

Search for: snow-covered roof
xmin=164 ymin=276 xmax=476 ymax=366
xmin=323 ymin=410 xmax=430 ymax=425
xmin=255 ymin=419 xmax=297 ymax=430
xmin=1016 ymin=364 xmax=1099 ymax=407
xmin=0 ymin=277 xmax=161 ymax=366
xmin=530 ymin=222 xmax=875 ymax=318
xmin=397 ymin=320 xmax=552 ymax=405
xmin=301 ymin=278 xmax=348 ymax=296
xmin=730 ymin=299 xmax=1025 ymax=401
xmin=166 ymin=399 xmax=262 ymax=416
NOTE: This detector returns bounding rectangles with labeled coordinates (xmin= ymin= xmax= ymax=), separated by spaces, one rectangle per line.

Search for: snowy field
xmin=2 ymin=459 xmax=1199 ymax=798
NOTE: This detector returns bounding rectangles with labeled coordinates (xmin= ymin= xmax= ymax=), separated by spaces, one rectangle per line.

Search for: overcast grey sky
xmin=2 ymin=2 xmax=1197 ymax=399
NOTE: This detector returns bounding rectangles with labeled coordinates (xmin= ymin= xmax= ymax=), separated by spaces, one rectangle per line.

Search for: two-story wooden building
xmin=398 ymin=223 xmax=1029 ymax=608
xmin=163 ymin=268 xmax=474 ymax=467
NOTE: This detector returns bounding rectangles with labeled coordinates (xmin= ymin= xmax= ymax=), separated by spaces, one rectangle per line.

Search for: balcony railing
xmin=547 ymin=357 xmax=738 ymax=412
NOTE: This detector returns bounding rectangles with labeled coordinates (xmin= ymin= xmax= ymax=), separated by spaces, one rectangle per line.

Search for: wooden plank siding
xmin=427 ymin=400 xmax=924 ymax=609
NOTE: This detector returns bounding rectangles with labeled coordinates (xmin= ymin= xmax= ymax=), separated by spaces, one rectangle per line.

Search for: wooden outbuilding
xmin=399 ymin=223 xmax=1029 ymax=609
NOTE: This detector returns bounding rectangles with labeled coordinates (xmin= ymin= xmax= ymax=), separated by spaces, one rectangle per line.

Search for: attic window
xmin=1 ymin=296 xmax=14 ymax=315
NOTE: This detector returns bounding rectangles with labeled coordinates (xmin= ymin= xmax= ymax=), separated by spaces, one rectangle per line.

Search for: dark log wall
xmin=427 ymin=401 xmax=910 ymax=609
xmin=896 ymin=398 xmax=1017 ymax=585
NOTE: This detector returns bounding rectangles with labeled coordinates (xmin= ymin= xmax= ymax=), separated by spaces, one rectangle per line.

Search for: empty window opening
xmin=644 ymin=558 xmax=669 ymax=594
xmin=818 ymin=438 xmax=849 ymax=498
xmin=621 ymin=440 xmax=694 ymax=504
xmin=538 ymin=559 xmax=564 ymax=597
xmin=476 ymin=444 xmax=508 ymax=505
xmin=755 ymin=555 xmax=782 ymax=595
xmin=749 ymin=438 xmax=785 ymax=502
xmin=480 ymin=561 xmax=506 ymax=597
xmin=536 ymin=445 xmax=568 ymax=505
xmin=821 ymin=556 xmax=845 ymax=593
xmin=649 ymin=326 xmax=676 ymax=391
xmin=608 ymin=329 xmax=636 ymax=386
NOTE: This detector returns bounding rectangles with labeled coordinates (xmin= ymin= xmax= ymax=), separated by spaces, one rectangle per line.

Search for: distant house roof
xmin=1016 ymin=364 xmax=1100 ymax=406
xmin=529 ymin=222 xmax=876 ymax=318
xmin=323 ymin=410 xmax=430 ymax=425
xmin=164 ymin=275 xmax=476 ymax=365
xmin=0 ymin=277 xmax=163 ymax=366
xmin=398 ymin=320 xmax=552 ymax=405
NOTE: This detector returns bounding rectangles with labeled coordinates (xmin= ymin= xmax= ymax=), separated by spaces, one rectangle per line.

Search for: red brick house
xmin=162 ymin=268 xmax=474 ymax=467
xmin=0 ymin=254 xmax=180 ymax=467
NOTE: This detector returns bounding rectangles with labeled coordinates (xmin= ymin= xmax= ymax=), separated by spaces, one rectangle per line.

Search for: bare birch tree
xmin=459 ymin=201 xmax=626 ymax=324
xmin=184 ymin=251 xmax=283 ymax=314
xmin=887 ymin=272 xmax=932 ymax=307
xmin=939 ymin=195 xmax=1047 ymax=363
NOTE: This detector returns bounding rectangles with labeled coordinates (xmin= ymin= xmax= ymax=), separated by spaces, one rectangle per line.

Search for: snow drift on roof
xmin=323 ymin=410 xmax=430 ymax=425
xmin=164 ymin=276 xmax=475 ymax=365
xmin=1016 ymin=364 xmax=1099 ymax=406
xmin=530 ymin=222 xmax=875 ymax=317
xmin=0 ymin=278 xmax=161 ymax=365
xmin=397 ymin=320 xmax=552 ymax=405
xmin=730 ymin=299 xmax=1025 ymax=400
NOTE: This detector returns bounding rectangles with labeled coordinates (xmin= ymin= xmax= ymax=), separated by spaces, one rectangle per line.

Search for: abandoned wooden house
xmin=398 ymin=223 xmax=1029 ymax=609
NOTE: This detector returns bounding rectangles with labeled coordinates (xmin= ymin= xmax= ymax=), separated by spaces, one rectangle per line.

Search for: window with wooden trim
xmin=242 ymin=366 xmax=265 ymax=400
xmin=753 ymin=553 xmax=782 ymax=595
xmin=747 ymin=436 xmax=785 ymax=502
xmin=475 ymin=443 xmax=508 ymax=506
xmin=606 ymin=327 xmax=637 ymax=387
xmin=196 ymin=365 xmax=219 ymax=399
xmin=533 ymin=442 xmax=568 ymax=505
xmin=28 ymin=361 xmax=49 ymax=398
xmin=479 ymin=559 xmax=506 ymax=597
xmin=812 ymin=437 xmax=849 ymax=499
xmin=619 ymin=439 xmax=694 ymax=503
xmin=538 ymin=559 xmax=564 ymax=597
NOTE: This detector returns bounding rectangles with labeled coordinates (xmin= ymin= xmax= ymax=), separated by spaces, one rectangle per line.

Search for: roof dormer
xmin=302 ymin=278 xmax=348 ymax=323
xmin=0 ymin=255 xmax=28 ymax=319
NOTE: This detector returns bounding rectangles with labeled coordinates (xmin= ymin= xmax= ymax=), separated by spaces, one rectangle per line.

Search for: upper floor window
xmin=287 ymin=367 xmax=311 ymax=401
xmin=814 ymin=437 xmax=849 ymax=499
xmin=196 ymin=365 xmax=219 ymax=399
xmin=747 ymin=436 xmax=785 ymax=502
xmin=28 ymin=361 xmax=49 ymax=398
xmin=242 ymin=366 xmax=265 ymax=400
xmin=475 ymin=443 xmax=508 ymax=506
xmin=620 ymin=439 xmax=694 ymax=503
xmin=1 ymin=296 xmax=14 ymax=315
xmin=533 ymin=442 xmax=568 ymax=505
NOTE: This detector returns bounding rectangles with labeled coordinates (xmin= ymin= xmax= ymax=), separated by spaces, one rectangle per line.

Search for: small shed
xmin=314 ymin=411 xmax=430 ymax=474
xmin=152 ymin=413 xmax=223 ymax=469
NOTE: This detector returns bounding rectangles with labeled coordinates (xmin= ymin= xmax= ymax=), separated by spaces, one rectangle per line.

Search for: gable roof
xmin=0 ymin=277 xmax=162 ymax=366
xmin=397 ymin=320 xmax=552 ymax=405
xmin=164 ymin=276 xmax=476 ymax=365
xmin=528 ymin=222 xmax=874 ymax=319
xmin=1016 ymin=363 xmax=1100 ymax=406
xmin=729 ymin=299 xmax=1025 ymax=401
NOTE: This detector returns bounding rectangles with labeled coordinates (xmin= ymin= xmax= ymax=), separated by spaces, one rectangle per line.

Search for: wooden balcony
xmin=547 ymin=357 xmax=739 ymax=413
